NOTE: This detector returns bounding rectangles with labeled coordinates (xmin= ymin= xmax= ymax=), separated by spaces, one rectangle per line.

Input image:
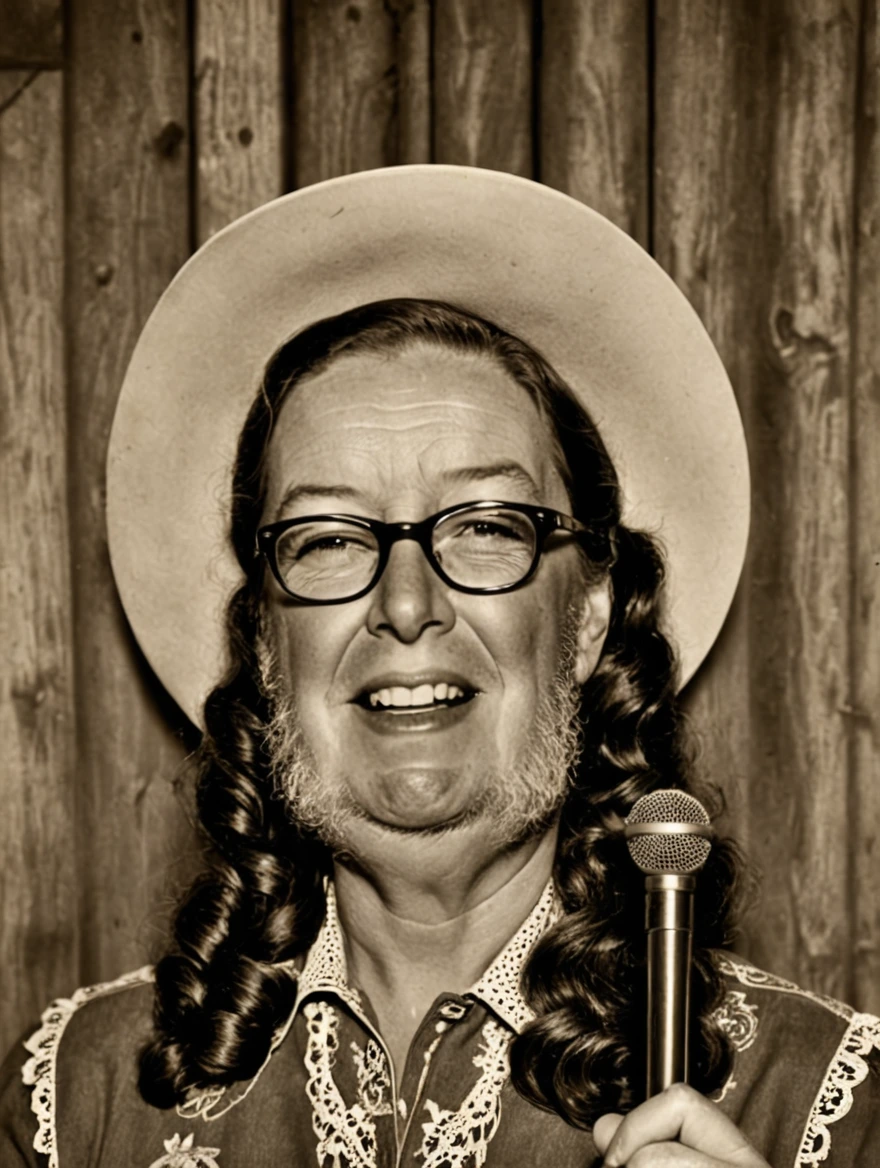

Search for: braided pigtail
xmin=138 ymin=582 xmax=329 ymax=1109
xmin=509 ymin=526 xmax=742 ymax=1127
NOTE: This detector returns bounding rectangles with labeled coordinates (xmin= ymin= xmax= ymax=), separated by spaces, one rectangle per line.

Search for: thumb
xmin=592 ymin=1113 xmax=624 ymax=1156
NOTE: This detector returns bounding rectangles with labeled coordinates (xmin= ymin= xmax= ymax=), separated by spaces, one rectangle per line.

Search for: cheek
xmin=476 ymin=569 xmax=578 ymax=699
xmin=263 ymin=606 xmax=351 ymax=714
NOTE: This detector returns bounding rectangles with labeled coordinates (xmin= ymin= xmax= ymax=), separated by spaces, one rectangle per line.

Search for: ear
xmin=573 ymin=578 xmax=612 ymax=685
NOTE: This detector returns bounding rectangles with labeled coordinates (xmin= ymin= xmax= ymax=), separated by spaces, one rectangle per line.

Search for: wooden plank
xmin=0 ymin=0 xmax=62 ymax=68
xmin=432 ymin=0 xmax=533 ymax=175
xmin=540 ymin=0 xmax=649 ymax=243
xmin=851 ymin=0 xmax=880 ymax=1015
xmin=66 ymin=0 xmax=197 ymax=986
xmin=291 ymin=0 xmax=431 ymax=185
xmin=395 ymin=0 xmax=431 ymax=164
xmin=653 ymin=2 xmax=757 ymax=913
xmin=0 ymin=70 xmax=76 ymax=1054
xmin=656 ymin=0 xmax=859 ymax=1001
xmin=195 ymin=0 xmax=286 ymax=243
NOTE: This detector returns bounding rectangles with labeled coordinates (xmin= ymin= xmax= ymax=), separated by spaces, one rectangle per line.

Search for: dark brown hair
xmin=139 ymin=298 xmax=741 ymax=1124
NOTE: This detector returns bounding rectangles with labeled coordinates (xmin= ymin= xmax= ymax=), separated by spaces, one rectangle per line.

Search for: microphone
xmin=624 ymin=789 xmax=714 ymax=1098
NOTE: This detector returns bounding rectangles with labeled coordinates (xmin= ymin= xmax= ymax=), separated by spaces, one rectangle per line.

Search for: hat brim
xmin=107 ymin=165 xmax=749 ymax=729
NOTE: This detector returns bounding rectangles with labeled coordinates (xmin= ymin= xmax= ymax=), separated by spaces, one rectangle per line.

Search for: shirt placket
xmin=394 ymin=996 xmax=476 ymax=1166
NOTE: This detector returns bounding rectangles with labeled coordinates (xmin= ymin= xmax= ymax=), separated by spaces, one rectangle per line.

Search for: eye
xmin=463 ymin=519 xmax=527 ymax=541
xmin=295 ymin=533 xmax=372 ymax=560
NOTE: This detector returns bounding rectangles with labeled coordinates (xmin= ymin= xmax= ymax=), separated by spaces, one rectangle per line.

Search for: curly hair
xmin=139 ymin=298 xmax=742 ymax=1124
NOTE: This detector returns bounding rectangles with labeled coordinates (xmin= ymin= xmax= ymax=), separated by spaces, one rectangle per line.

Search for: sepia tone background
xmin=1 ymin=0 xmax=878 ymax=1055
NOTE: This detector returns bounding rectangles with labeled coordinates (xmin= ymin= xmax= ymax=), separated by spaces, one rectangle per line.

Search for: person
xmin=1 ymin=167 xmax=877 ymax=1168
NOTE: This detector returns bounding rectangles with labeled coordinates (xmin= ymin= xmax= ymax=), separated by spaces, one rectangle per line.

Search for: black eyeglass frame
xmin=256 ymin=499 xmax=612 ymax=605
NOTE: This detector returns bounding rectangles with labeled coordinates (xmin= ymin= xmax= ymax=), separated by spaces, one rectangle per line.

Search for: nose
xmin=365 ymin=537 xmax=456 ymax=643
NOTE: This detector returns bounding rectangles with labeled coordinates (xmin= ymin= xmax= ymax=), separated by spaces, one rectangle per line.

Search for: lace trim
xmin=419 ymin=1018 xmax=511 ymax=1167
xmin=20 ymin=965 xmax=154 ymax=1168
xmin=298 ymin=878 xmax=558 ymax=1035
xmin=303 ymin=1000 xmax=389 ymax=1168
xmin=796 ymin=1012 xmax=880 ymax=1166
xmin=717 ymin=955 xmax=853 ymax=1021
xmin=467 ymin=881 xmax=560 ymax=1033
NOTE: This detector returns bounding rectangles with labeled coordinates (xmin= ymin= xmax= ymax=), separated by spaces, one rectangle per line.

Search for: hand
xmin=592 ymin=1083 xmax=771 ymax=1166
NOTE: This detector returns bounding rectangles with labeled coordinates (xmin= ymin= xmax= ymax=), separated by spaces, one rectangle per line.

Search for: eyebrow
xmin=439 ymin=461 xmax=542 ymax=497
xmin=275 ymin=484 xmax=364 ymax=519
xmin=274 ymin=461 xmax=542 ymax=521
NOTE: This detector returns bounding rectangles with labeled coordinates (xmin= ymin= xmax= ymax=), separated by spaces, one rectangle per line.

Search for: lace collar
xmin=293 ymin=877 xmax=561 ymax=1034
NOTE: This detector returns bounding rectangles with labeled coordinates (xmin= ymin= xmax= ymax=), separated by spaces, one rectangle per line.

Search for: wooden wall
xmin=1 ymin=0 xmax=877 ymax=1054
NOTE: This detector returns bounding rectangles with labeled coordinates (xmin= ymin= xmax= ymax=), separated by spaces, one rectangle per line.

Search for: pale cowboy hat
xmin=107 ymin=165 xmax=750 ymax=730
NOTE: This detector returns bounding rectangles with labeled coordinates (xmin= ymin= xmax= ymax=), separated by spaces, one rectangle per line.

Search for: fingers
xmin=592 ymin=1113 xmax=624 ymax=1155
xmin=594 ymin=1084 xmax=769 ymax=1167
xmin=609 ymin=1144 xmax=732 ymax=1167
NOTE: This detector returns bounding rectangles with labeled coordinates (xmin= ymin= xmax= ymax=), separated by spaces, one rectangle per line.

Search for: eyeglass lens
xmin=273 ymin=506 xmax=539 ymax=600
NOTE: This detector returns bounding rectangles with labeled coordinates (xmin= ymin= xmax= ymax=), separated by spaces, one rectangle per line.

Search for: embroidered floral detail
xmin=303 ymin=1000 xmax=386 ymax=1168
xmin=708 ymin=989 xmax=759 ymax=1104
xmin=177 ymin=1085 xmax=229 ymax=1122
xmin=351 ymin=1037 xmax=393 ymax=1117
xmin=21 ymin=965 xmax=154 ymax=1168
xmin=717 ymin=955 xmax=853 ymax=1022
xmin=712 ymin=989 xmax=759 ymax=1052
xmin=418 ymin=1018 xmax=512 ymax=1168
xmin=711 ymin=1075 xmax=738 ymax=1104
xmin=796 ymin=1013 xmax=880 ymax=1166
xmin=467 ymin=881 xmax=561 ymax=1033
xmin=147 ymin=1131 xmax=221 ymax=1168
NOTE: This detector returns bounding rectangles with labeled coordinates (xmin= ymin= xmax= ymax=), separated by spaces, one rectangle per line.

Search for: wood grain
xmin=1 ymin=0 xmax=879 ymax=1054
xmin=653 ymin=0 xmax=760 ymax=936
xmin=0 ymin=0 xmax=62 ymax=68
xmin=540 ymin=0 xmax=648 ymax=242
xmin=433 ymin=0 xmax=534 ymax=175
xmin=851 ymin=0 xmax=880 ymax=1014
xmin=394 ymin=0 xmax=431 ymax=164
xmin=657 ymin=0 xmax=859 ymax=1001
xmin=195 ymin=0 xmax=286 ymax=242
xmin=0 ymin=69 xmax=76 ymax=1054
xmin=65 ymin=0 xmax=197 ymax=988
xmin=292 ymin=0 xmax=399 ymax=185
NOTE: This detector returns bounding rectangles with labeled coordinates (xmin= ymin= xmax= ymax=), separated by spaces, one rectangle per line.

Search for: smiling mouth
xmin=355 ymin=682 xmax=477 ymax=713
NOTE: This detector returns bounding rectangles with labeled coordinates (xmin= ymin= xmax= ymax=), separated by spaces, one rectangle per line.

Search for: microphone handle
xmin=645 ymin=873 xmax=695 ymax=1098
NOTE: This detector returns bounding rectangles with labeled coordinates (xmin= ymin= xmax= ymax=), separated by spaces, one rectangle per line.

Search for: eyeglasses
xmin=256 ymin=500 xmax=610 ymax=605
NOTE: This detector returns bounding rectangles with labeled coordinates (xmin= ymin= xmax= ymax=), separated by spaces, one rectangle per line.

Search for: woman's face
xmin=259 ymin=342 xmax=611 ymax=846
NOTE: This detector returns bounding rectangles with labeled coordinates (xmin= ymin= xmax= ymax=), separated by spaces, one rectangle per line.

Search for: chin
xmin=360 ymin=765 xmax=481 ymax=831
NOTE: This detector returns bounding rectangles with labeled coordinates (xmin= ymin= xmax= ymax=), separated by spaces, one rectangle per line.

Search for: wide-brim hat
xmin=107 ymin=165 xmax=749 ymax=730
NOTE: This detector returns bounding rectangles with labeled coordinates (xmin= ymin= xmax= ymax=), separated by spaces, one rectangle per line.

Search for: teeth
xmin=367 ymin=682 xmax=467 ymax=709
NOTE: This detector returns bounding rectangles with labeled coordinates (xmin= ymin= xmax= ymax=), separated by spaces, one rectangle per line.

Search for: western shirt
xmin=1 ymin=881 xmax=879 ymax=1167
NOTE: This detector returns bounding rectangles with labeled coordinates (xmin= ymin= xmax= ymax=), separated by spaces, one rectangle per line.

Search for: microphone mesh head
xmin=625 ymin=789 xmax=712 ymax=875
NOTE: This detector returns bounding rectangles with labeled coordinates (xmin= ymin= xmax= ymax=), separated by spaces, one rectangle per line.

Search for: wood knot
xmin=154 ymin=120 xmax=185 ymax=159
xmin=772 ymin=307 xmax=836 ymax=364
xmin=238 ymin=126 xmax=253 ymax=147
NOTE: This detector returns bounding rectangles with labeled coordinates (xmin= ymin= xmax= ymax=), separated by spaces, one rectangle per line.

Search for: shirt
xmin=1 ymin=881 xmax=879 ymax=1167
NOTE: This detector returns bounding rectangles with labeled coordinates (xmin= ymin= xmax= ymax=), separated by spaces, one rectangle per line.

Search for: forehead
xmin=263 ymin=343 xmax=568 ymax=514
